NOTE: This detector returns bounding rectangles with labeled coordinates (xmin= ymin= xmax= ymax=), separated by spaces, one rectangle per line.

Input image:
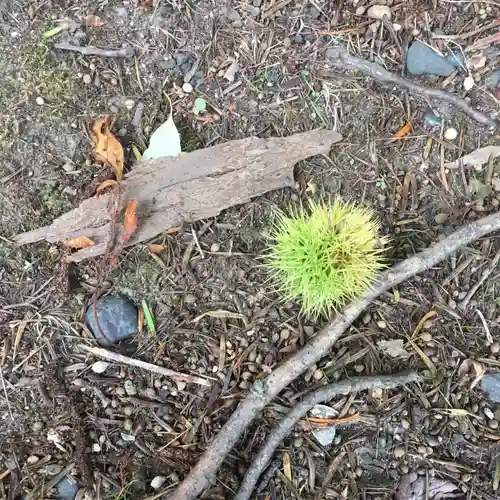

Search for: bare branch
xmin=54 ymin=41 xmax=135 ymax=58
xmin=170 ymin=210 xmax=500 ymax=500
xmin=235 ymin=371 xmax=421 ymax=500
xmin=326 ymin=46 xmax=498 ymax=129
xmin=79 ymin=344 xmax=212 ymax=387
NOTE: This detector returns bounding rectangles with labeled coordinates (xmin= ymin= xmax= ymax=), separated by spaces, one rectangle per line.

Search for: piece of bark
xmin=16 ymin=130 xmax=341 ymax=262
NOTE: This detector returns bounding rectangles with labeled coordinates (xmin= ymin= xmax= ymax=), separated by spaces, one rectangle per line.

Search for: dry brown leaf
xmin=123 ymin=200 xmax=137 ymax=242
xmin=444 ymin=145 xmax=500 ymax=169
xmin=65 ymin=236 xmax=95 ymax=250
xmin=148 ymin=243 xmax=165 ymax=254
xmin=458 ymin=358 xmax=485 ymax=389
xmin=95 ymin=179 xmax=120 ymax=198
xmin=89 ymin=116 xmax=124 ymax=180
xmin=283 ymin=452 xmax=292 ymax=482
xmin=85 ymin=14 xmax=105 ymax=27
xmin=394 ymin=121 xmax=412 ymax=138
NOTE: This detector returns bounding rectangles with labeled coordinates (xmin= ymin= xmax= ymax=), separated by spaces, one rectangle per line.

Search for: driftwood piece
xmin=16 ymin=130 xmax=341 ymax=262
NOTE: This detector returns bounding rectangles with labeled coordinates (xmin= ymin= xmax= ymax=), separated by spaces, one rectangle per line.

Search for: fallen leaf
xmin=283 ymin=452 xmax=292 ymax=482
xmin=394 ymin=121 xmax=412 ymax=138
xmin=223 ymin=60 xmax=239 ymax=82
xmin=85 ymin=14 xmax=105 ymax=27
xmin=376 ymin=339 xmax=410 ymax=359
xmin=141 ymin=299 xmax=156 ymax=336
xmin=458 ymin=358 xmax=485 ymax=389
xmin=192 ymin=309 xmax=248 ymax=326
xmin=65 ymin=236 xmax=95 ymax=250
xmin=95 ymin=179 xmax=119 ymax=198
xmin=131 ymin=143 xmax=142 ymax=161
xmin=43 ymin=24 xmax=67 ymax=39
xmin=444 ymin=145 xmax=500 ymax=169
xmin=143 ymin=95 xmax=181 ymax=160
xmin=148 ymin=243 xmax=165 ymax=254
xmin=89 ymin=116 xmax=124 ymax=180
xmin=123 ymin=200 xmax=137 ymax=242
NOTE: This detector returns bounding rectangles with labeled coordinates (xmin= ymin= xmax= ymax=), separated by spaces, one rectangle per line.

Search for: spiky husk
xmin=266 ymin=200 xmax=387 ymax=317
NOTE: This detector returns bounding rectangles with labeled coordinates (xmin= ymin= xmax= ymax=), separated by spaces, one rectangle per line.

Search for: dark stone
xmin=55 ymin=476 xmax=80 ymax=500
xmin=85 ymin=295 xmax=138 ymax=346
xmin=406 ymin=41 xmax=460 ymax=77
xmin=481 ymin=373 xmax=500 ymax=403
xmin=293 ymin=34 xmax=304 ymax=45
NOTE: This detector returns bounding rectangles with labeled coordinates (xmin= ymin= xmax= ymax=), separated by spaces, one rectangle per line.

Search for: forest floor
xmin=0 ymin=1 xmax=500 ymax=499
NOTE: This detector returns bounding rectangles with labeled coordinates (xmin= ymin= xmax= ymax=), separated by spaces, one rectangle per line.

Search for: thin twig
xmin=459 ymin=248 xmax=500 ymax=309
xmin=431 ymin=19 xmax=499 ymax=40
xmin=236 ymin=372 xmax=420 ymax=500
xmin=54 ymin=41 xmax=134 ymax=58
xmin=0 ymin=369 xmax=14 ymax=422
xmin=171 ymin=211 xmax=500 ymax=500
xmin=79 ymin=344 xmax=212 ymax=387
xmin=326 ymin=46 xmax=498 ymax=129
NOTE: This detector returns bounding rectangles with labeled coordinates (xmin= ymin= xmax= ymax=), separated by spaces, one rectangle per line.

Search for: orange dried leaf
xmin=95 ymin=179 xmax=120 ymax=198
xmin=85 ymin=14 xmax=105 ymax=27
xmin=148 ymin=243 xmax=165 ymax=254
xmin=65 ymin=236 xmax=95 ymax=250
xmin=137 ymin=306 xmax=144 ymax=335
xmin=123 ymin=200 xmax=137 ymax=242
xmin=394 ymin=121 xmax=412 ymax=138
xmin=88 ymin=116 xmax=124 ymax=180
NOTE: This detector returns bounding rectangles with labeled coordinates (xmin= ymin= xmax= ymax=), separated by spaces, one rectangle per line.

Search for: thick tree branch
xmin=326 ymin=46 xmax=499 ymax=129
xmin=170 ymin=210 xmax=500 ymax=500
xmin=235 ymin=371 xmax=421 ymax=500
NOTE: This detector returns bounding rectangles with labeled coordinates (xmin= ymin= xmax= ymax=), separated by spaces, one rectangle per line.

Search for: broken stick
xmin=79 ymin=344 xmax=212 ymax=387
xmin=15 ymin=130 xmax=342 ymax=262
xmin=54 ymin=41 xmax=135 ymax=58
xmin=170 ymin=210 xmax=500 ymax=500
xmin=326 ymin=46 xmax=498 ymax=129
xmin=236 ymin=371 xmax=420 ymax=500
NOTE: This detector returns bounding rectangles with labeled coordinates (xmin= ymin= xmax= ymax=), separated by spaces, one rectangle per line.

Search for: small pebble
xmin=283 ymin=37 xmax=291 ymax=48
xmin=124 ymin=380 xmax=137 ymax=396
xmin=444 ymin=127 xmax=458 ymax=141
xmin=184 ymin=293 xmax=197 ymax=305
xmin=62 ymin=163 xmax=75 ymax=173
xmin=427 ymin=436 xmax=440 ymax=447
xmin=367 ymin=5 xmax=392 ymax=20
xmin=293 ymin=437 xmax=303 ymax=447
xmin=83 ymin=74 xmax=92 ymax=84
xmin=36 ymin=96 xmax=44 ymax=105
xmin=313 ymin=369 xmax=323 ymax=380
xmin=488 ymin=419 xmax=499 ymax=429
xmin=151 ymin=476 xmax=166 ymax=489
xmin=92 ymin=361 xmax=109 ymax=374
xmin=354 ymin=364 xmax=365 ymax=373
xmin=420 ymin=332 xmax=433 ymax=342
xmin=401 ymin=419 xmax=410 ymax=430
xmin=123 ymin=405 xmax=134 ymax=416
xmin=72 ymin=378 xmax=84 ymax=388
xmin=376 ymin=320 xmax=387 ymax=329
xmin=362 ymin=313 xmax=371 ymax=324
xmin=93 ymin=443 xmax=101 ymax=452
xmin=393 ymin=446 xmax=405 ymax=459
xmin=490 ymin=342 xmax=500 ymax=354
xmin=182 ymin=82 xmax=193 ymax=93
xmin=32 ymin=421 xmax=44 ymax=433
xmin=210 ymin=243 xmax=220 ymax=252
xmin=417 ymin=445 xmax=427 ymax=455
xmin=434 ymin=213 xmax=449 ymax=224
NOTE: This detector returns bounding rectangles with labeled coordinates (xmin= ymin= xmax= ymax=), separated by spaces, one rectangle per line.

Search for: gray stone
xmin=55 ymin=476 xmax=80 ymax=500
xmin=293 ymin=34 xmax=304 ymax=45
xmin=423 ymin=107 xmax=442 ymax=126
xmin=485 ymin=70 xmax=500 ymax=91
xmin=85 ymin=295 xmax=138 ymax=346
xmin=481 ymin=373 xmax=500 ymax=403
xmin=406 ymin=41 xmax=461 ymax=77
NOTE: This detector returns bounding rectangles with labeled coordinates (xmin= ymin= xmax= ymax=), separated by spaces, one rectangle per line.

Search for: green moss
xmin=36 ymin=185 xmax=72 ymax=218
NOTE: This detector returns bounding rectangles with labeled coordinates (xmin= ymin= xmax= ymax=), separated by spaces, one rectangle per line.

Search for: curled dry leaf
xmin=458 ymin=358 xmax=485 ymax=389
xmin=85 ymin=14 xmax=105 ymax=27
xmin=123 ymin=199 xmax=138 ymax=242
xmin=89 ymin=116 xmax=124 ymax=180
xmin=148 ymin=243 xmax=165 ymax=254
xmin=444 ymin=145 xmax=500 ymax=169
xmin=65 ymin=236 xmax=95 ymax=250
xmin=394 ymin=121 xmax=412 ymax=138
xmin=95 ymin=179 xmax=120 ymax=198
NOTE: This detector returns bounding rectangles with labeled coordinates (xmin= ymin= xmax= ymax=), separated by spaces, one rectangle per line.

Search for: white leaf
xmin=376 ymin=339 xmax=409 ymax=359
xmin=463 ymin=76 xmax=474 ymax=91
xmin=143 ymin=115 xmax=181 ymax=160
xmin=223 ymin=60 xmax=239 ymax=82
xmin=151 ymin=476 xmax=167 ymax=489
xmin=91 ymin=361 xmax=109 ymax=374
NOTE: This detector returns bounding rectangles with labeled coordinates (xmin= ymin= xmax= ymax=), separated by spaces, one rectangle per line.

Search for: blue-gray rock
xmin=485 ymin=70 xmax=500 ymax=91
xmin=55 ymin=476 xmax=80 ymax=500
xmin=423 ymin=107 xmax=442 ymax=126
xmin=85 ymin=295 xmax=138 ymax=346
xmin=480 ymin=373 xmax=500 ymax=403
xmin=406 ymin=41 xmax=461 ymax=77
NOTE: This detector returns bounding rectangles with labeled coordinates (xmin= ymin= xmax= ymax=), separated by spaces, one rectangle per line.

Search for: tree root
xmin=170 ymin=211 xmax=500 ymax=500
xmin=235 ymin=371 xmax=420 ymax=500
xmin=326 ymin=46 xmax=499 ymax=129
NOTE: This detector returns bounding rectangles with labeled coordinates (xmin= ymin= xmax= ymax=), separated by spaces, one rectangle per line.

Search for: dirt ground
xmin=1 ymin=0 xmax=500 ymax=499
